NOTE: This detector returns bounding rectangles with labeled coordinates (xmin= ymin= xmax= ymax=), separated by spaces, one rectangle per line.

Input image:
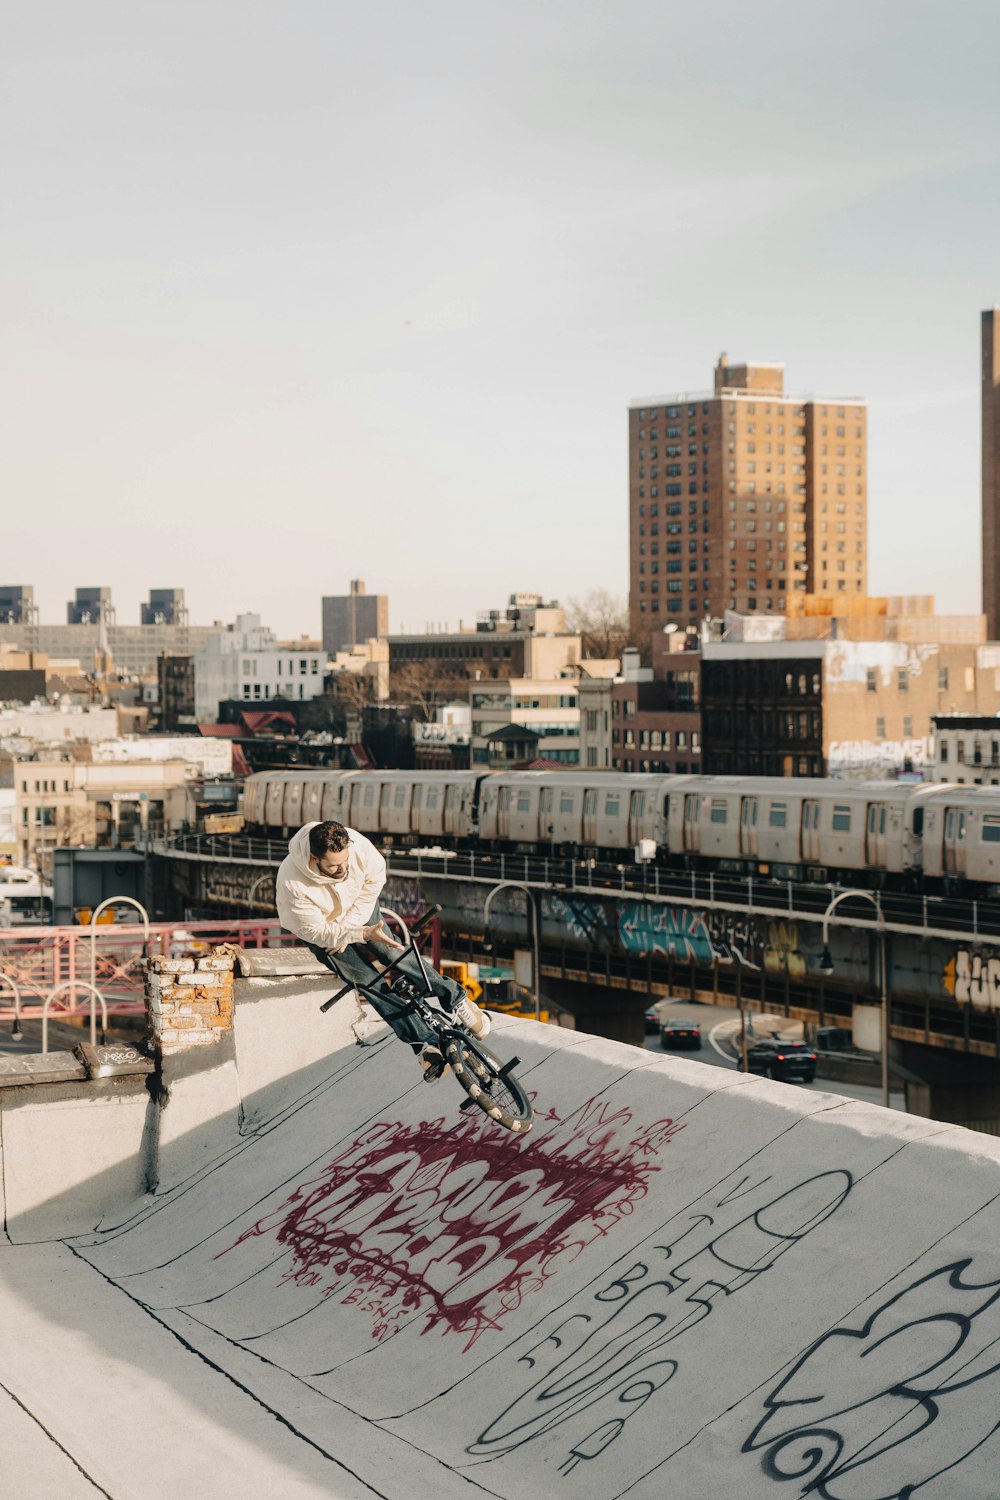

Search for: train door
xmin=444 ymin=782 xmax=463 ymax=837
xmin=801 ymin=799 xmax=821 ymax=862
xmin=497 ymin=786 xmax=512 ymax=841
xmin=943 ymin=808 xmax=967 ymax=875
xmin=628 ymin=790 xmax=646 ymax=846
xmin=683 ymin=794 xmax=701 ymax=853
xmin=583 ymin=789 xmax=598 ymax=845
xmin=740 ymin=797 xmax=759 ymax=857
xmin=539 ymin=786 xmax=554 ymax=843
xmin=866 ymin=803 xmax=887 ymax=867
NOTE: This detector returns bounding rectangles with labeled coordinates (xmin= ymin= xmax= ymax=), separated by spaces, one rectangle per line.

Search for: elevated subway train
xmin=241 ymin=769 xmax=1000 ymax=891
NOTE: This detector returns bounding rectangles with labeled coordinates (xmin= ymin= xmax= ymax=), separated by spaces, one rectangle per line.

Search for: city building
xmin=982 ymin=309 xmax=1000 ymax=637
xmin=628 ymin=355 xmax=868 ymax=636
xmin=0 ymin=589 xmax=214 ymax=676
xmin=142 ymin=589 xmax=188 ymax=626
xmin=0 ymin=587 xmax=37 ymax=625
xmin=322 ymin=580 xmax=388 ymax=656
xmin=700 ymin=598 xmax=1000 ymax=777
xmin=931 ymin=715 xmax=1000 ymax=784
xmin=413 ymin=704 xmax=472 ymax=769
xmin=470 ymin=677 xmax=581 ymax=765
xmin=14 ymin=756 xmax=195 ymax=871
xmin=157 ymin=653 xmax=196 ymax=731
xmin=193 ymin=614 xmax=327 ymax=723
xmin=389 ymin=594 xmax=582 ymax=688
xmin=578 ymin=630 xmax=702 ymax=773
xmin=67 ymin=587 xmax=114 ymax=625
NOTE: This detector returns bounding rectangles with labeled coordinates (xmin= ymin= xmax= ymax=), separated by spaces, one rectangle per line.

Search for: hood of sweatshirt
xmin=286 ymin=822 xmax=335 ymax=883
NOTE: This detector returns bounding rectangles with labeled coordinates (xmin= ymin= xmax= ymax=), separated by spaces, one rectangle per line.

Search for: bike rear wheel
xmin=444 ymin=1037 xmax=534 ymax=1134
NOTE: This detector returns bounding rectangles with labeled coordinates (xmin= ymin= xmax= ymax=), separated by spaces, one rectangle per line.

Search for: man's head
xmin=308 ymin=821 xmax=351 ymax=880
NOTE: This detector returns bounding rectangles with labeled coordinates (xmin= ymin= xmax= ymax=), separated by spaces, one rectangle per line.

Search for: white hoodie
xmin=275 ymin=822 xmax=386 ymax=951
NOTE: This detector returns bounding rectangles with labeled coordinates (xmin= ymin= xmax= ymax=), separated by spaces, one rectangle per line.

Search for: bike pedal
xmin=497 ymin=1057 xmax=521 ymax=1079
xmin=459 ymin=1097 xmax=478 ymax=1111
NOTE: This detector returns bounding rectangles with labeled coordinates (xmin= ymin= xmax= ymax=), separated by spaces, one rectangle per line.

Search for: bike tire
xmin=444 ymin=1037 xmax=534 ymax=1134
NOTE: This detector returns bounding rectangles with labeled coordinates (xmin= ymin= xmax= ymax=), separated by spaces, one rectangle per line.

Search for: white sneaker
xmin=453 ymin=993 xmax=491 ymax=1038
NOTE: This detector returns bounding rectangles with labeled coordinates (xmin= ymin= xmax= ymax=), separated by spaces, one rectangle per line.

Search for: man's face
xmin=312 ymin=846 xmax=350 ymax=881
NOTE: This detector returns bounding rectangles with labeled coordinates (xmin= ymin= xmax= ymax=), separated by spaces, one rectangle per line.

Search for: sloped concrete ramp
xmin=4 ymin=1002 xmax=1000 ymax=1499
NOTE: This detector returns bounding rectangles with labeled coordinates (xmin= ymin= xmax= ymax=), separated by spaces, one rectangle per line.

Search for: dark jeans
xmin=306 ymin=904 xmax=466 ymax=1051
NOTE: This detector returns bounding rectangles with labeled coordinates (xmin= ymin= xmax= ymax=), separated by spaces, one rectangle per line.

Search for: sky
xmin=3 ymin=0 xmax=1000 ymax=639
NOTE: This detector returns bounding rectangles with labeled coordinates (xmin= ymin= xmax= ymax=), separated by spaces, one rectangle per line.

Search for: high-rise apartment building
xmin=628 ymin=356 xmax=868 ymax=636
xmin=982 ymin=310 xmax=1000 ymax=637
xmin=322 ymin=580 xmax=388 ymax=655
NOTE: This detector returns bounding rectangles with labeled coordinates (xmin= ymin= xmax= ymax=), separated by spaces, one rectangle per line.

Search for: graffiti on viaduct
xmin=615 ymin=900 xmax=807 ymax=976
xmin=943 ymin=949 xmax=1000 ymax=1012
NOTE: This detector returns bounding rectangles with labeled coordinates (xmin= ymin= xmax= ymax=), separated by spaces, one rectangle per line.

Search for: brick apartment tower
xmin=628 ymin=356 xmax=868 ymax=636
xmin=983 ymin=310 xmax=1000 ymax=638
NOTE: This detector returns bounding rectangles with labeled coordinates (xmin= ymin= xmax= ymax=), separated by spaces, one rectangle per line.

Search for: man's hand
xmin=363 ymin=920 xmax=403 ymax=949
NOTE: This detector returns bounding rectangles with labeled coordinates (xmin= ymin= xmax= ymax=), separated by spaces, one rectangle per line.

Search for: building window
xmin=866 ymin=669 xmax=877 ymax=692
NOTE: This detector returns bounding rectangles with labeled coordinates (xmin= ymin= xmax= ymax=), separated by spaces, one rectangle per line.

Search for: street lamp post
xmin=482 ymin=881 xmax=541 ymax=1023
xmin=816 ymin=888 xmax=889 ymax=1108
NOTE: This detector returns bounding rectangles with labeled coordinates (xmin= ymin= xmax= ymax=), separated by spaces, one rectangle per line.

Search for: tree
xmin=566 ymin=589 xmax=631 ymax=660
xmin=390 ymin=660 xmax=455 ymax=723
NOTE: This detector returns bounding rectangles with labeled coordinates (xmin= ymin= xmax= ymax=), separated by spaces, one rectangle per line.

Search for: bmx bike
xmin=320 ymin=905 xmax=534 ymax=1135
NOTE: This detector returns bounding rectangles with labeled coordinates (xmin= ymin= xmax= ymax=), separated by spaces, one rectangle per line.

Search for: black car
xmin=660 ymin=1017 xmax=702 ymax=1050
xmin=645 ymin=1004 xmax=663 ymax=1034
xmin=740 ymin=1039 xmax=817 ymax=1082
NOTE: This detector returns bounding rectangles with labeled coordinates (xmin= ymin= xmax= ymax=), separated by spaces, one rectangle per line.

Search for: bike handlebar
xmin=409 ymin=903 xmax=442 ymax=935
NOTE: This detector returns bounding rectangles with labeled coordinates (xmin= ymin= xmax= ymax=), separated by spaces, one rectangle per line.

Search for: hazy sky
xmin=4 ymin=1 xmax=999 ymax=638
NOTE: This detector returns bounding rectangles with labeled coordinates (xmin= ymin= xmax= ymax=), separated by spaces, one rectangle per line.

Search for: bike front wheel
xmin=444 ymin=1037 xmax=534 ymax=1134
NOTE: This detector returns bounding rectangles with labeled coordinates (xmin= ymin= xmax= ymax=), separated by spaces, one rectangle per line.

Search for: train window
xmin=393 ymin=786 xmax=407 ymax=808
xmin=957 ymin=813 xmax=966 ymax=842
xmin=832 ymin=806 xmax=851 ymax=832
xmin=363 ymin=785 xmax=376 ymax=808
xmin=412 ymin=785 xmax=422 ymax=810
xmin=983 ymin=816 xmax=1000 ymax=843
xmin=605 ymin=795 xmax=620 ymax=816
xmin=516 ymin=792 xmax=531 ymax=812
xmin=710 ymin=800 xmax=727 ymax=824
xmin=769 ymin=803 xmax=787 ymax=828
xmin=913 ymin=808 xmax=923 ymax=835
xmin=426 ymin=788 xmax=439 ymax=809
xmin=559 ymin=792 xmax=575 ymax=813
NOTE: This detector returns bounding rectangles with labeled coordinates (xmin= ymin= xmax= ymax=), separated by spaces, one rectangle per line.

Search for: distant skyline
xmin=3 ymin=1 xmax=1000 ymax=638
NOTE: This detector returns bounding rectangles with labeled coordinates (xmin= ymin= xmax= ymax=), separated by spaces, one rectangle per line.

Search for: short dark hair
xmin=309 ymin=821 xmax=350 ymax=857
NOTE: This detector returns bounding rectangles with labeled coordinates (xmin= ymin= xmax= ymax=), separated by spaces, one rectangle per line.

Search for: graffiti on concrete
xmin=467 ymin=1168 xmax=852 ymax=1473
xmin=943 ymin=949 xmax=1000 ymax=1012
xmin=764 ymin=919 xmax=807 ymax=978
xmin=745 ymin=1255 xmax=1000 ymax=1498
xmin=618 ymin=902 xmax=716 ymax=962
xmin=617 ymin=902 xmax=764 ymax=967
xmin=548 ymin=893 xmax=616 ymax=947
xmin=220 ymin=1095 xmax=684 ymax=1352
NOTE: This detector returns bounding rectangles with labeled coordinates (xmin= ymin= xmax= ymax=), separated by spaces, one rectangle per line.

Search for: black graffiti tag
xmin=466 ymin=1169 xmax=852 ymax=1474
xmin=745 ymin=1255 xmax=1000 ymax=1499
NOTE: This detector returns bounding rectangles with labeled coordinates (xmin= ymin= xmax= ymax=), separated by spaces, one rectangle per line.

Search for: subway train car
xmin=241 ymin=768 xmax=1000 ymax=893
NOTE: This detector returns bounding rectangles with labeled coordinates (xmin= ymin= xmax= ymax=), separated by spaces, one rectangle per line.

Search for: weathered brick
xmin=148 ymin=958 xmax=196 ymax=974
xmin=196 ymin=956 xmax=235 ymax=973
xmin=176 ymin=970 xmax=222 ymax=987
xmin=164 ymin=1015 xmax=202 ymax=1030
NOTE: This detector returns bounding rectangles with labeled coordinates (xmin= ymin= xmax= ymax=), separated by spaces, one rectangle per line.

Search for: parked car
xmin=645 ymin=1004 xmax=663 ymax=1034
xmin=740 ymin=1039 xmax=817 ymax=1082
xmin=660 ymin=1017 xmax=702 ymax=1050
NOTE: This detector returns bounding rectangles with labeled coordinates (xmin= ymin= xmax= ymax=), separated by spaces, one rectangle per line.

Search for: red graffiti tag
xmin=219 ymin=1097 xmax=684 ymax=1349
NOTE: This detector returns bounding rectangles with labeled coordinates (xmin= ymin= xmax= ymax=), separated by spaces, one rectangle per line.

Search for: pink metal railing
xmin=0 ymin=918 xmax=292 ymax=1028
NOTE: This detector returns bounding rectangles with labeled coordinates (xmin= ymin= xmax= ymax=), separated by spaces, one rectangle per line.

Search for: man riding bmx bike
xmin=275 ymin=819 xmax=490 ymax=1082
